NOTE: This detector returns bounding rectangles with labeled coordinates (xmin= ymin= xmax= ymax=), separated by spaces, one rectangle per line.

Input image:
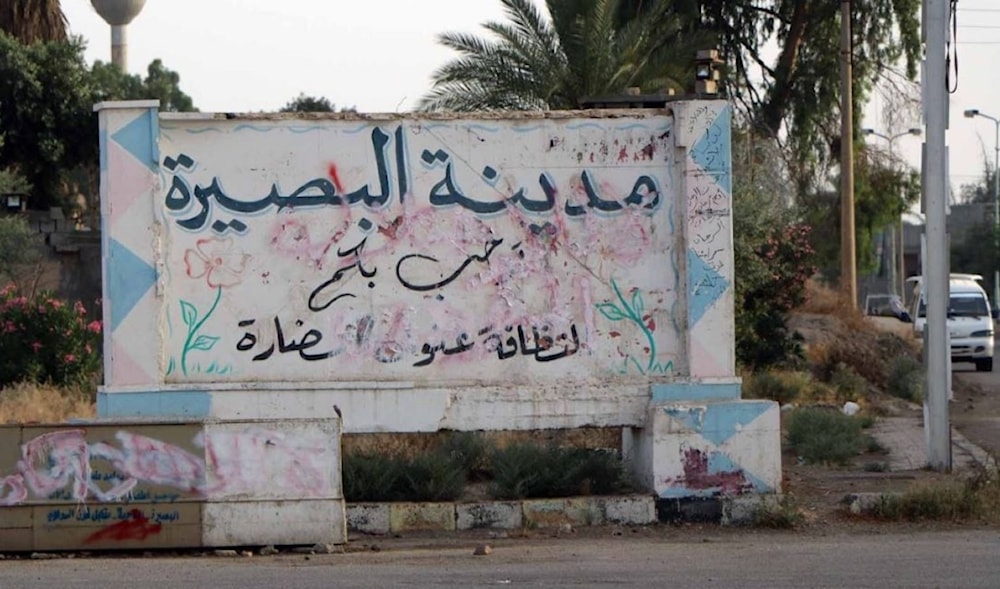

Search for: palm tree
xmin=0 ymin=0 xmax=68 ymax=44
xmin=419 ymin=0 xmax=703 ymax=112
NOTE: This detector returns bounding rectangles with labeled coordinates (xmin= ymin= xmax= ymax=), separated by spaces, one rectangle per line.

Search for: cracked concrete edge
xmin=346 ymin=494 xmax=793 ymax=534
xmin=346 ymin=495 xmax=658 ymax=534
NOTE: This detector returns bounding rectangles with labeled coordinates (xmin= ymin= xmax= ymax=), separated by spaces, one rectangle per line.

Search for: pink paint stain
xmin=84 ymin=509 xmax=162 ymax=545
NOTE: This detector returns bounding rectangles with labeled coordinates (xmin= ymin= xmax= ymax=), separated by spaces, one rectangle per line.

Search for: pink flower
xmin=86 ymin=320 xmax=102 ymax=334
xmin=74 ymin=301 xmax=86 ymax=315
xmin=49 ymin=299 xmax=63 ymax=310
xmin=85 ymin=344 xmax=92 ymax=355
xmin=184 ymin=238 xmax=249 ymax=289
xmin=64 ymin=354 xmax=76 ymax=363
xmin=31 ymin=342 xmax=42 ymax=352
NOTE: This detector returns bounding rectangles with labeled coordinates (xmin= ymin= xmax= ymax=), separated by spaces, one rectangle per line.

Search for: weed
xmin=868 ymin=485 xmax=981 ymax=521
xmin=828 ymin=363 xmax=868 ymax=402
xmin=0 ymin=382 xmax=94 ymax=423
xmin=342 ymin=452 xmax=405 ymax=502
xmin=488 ymin=443 xmax=631 ymax=500
xmin=750 ymin=497 xmax=804 ymax=529
xmin=402 ymin=453 xmax=467 ymax=502
xmin=785 ymin=407 xmax=865 ymax=465
xmin=862 ymin=462 xmax=889 ymax=472
xmin=438 ymin=431 xmax=490 ymax=480
xmin=742 ymin=371 xmax=813 ymax=405
xmin=865 ymin=435 xmax=886 ymax=454
xmin=887 ymin=354 xmax=923 ymax=402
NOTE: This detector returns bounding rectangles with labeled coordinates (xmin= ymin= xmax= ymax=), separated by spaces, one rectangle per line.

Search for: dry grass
xmin=798 ymin=280 xmax=874 ymax=333
xmin=0 ymin=382 xmax=95 ymax=424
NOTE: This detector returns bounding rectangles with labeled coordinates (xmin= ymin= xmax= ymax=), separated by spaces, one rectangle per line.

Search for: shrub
xmin=488 ymin=443 xmax=631 ymax=500
xmin=828 ymin=363 xmax=868 ymax=402
xmin=868 ymin=486 xmax=981 ymax=521
xmin=342 ymin=452 xmax=405 ymax=502
xmin=785 ymin=407 xmax=865 ymax=465
xmin=402 ymin=453 xmax=467 ymax=502
xmin=439 ymin=431 xmax=490 ymax=480
xmin=887 ymin=354 xmax=923 ymax=402
xmin=742 ymin=371 xmax=812 ymax=405
xmin=0 ymin=285 xmax=101 ymax=387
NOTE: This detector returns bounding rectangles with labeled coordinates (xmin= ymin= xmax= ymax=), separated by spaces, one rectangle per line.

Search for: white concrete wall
xmin=97 ymin=102 xmax=740 ymax=432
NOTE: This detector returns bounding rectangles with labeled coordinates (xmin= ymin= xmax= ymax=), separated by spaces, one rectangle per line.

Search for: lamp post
xmin=862 ymin=127 xmax=922 ymax=297
xmin=962 ymin=109 xmax=1000 ymax=307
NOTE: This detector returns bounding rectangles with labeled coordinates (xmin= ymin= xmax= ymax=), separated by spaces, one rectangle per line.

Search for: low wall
xmin=0 ymin=419 xmax=345 ymax=551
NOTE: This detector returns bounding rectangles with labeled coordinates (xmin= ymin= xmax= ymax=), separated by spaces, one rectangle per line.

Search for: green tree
xmin=0 ymin=0 xmax=67 ymax=44
xmin=91 ymin=58 xmax=197 ymax=112
xmin=0 ymin=32 xmax=94 ymax=208
xmin=419 ymin=0 xmax=704 ymax=111
xmin=280 ymin=93 xmax=355 ymax=113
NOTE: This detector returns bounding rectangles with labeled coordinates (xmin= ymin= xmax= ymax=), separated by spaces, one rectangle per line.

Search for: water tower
xmin=91 ymin=0 xmax=147 ymax=70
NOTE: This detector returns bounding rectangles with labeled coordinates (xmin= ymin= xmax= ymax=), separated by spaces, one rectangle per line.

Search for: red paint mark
xmin=643 ymin=315 xmax=656 ymax=331
xmin=377 ymin=216 xmax=404 ymax=240
xmin=85 ymin=509 xmax=162 ymax=545
xmin=609 ymin=330 xmax=621 ymax=338
xmin=589 ymin=153 xmax=595 ymax=163
xmin=617 ymin=147 xmax=629 ymax=162
xmin=678 ymin=448 xmax=751 ymax=495
xmin=327 ymin=164 xmax=345 ymax=193
xmin=641 ymin=143 xmax=655 ymax=160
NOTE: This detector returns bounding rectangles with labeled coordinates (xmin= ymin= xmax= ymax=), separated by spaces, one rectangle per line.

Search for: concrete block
xmin=599 ymin=495 xmax=656 ymax=525
xmin=389 ymin=503 xmax=455 ymax=533
xmin=523 ymin=497 xmax=603 ymax=528
xmin=455 ymin=501 xmax=522 ymax=530
xmin=346 ymin=504 xmax=391 ymax=535
xmin=647 ymin=400 xmax=782 ymax=499
xmin=202 ymin=499 xmax=346 ymax=547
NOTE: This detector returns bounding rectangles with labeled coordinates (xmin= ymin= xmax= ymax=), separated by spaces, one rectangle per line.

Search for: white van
xmin=907 ymin=274 xmax=997 ymax=372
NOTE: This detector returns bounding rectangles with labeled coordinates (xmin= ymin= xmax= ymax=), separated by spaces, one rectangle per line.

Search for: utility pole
xmin=840 ymin=0 xmax=857 ymax=307
xmin=923 ymin=0 xmax=952 ymax=471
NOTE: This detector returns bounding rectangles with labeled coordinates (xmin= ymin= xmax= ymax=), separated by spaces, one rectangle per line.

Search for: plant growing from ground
xmin=867 ymin=485 xmax=981 ymax=521
xmin=488 ymin=443 xmax=631 ymax=500
xmin=785 ymin=407 xmax=866 ymax=465
xmin=749 ymin=497 xmax=804 ymax=529
xmin=887 ymin=354 xmax=923 ymax=402
xmin=0 ymin=285 xmax=101 ymax=387
xmin=743 ymin=370 xmax=817 ymax=405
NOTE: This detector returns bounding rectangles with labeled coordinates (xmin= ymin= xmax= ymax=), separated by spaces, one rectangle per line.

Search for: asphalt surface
xmin=2 ymin=530 xmax=999 ymax=588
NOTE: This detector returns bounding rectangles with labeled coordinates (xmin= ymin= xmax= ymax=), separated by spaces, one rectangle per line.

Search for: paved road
xmin=952 ymin=336 xmax=1000 ymax=458
xmin=3 ymin=531 xmax=1000 ymax=588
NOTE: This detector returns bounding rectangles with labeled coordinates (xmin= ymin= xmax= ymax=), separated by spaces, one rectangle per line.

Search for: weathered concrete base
xmin=629 ymin=396 xmax=782 ymax=500
xmin=0 ymin=419 xmax=346 ymax=552
xmin=347 ymin=495 xmax=656 ymax=534
xmin=98 ymin=384 xmax=651 ymax=433
xmin=656 ymin=494 xmax=784 ymax=525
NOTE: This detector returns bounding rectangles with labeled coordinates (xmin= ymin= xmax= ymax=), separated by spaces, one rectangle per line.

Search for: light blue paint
xmin=466 ymin=124 xmax=499 ymax=133
xmin=565 ymin=122 xmax=606 ymax=131
xmin=709 ymin=452 xmax=772 ymax=492
xmin=612 ymin=123 xmax=654 ymax=131
xmin=660 ymin=486 xmax=716 ymax=499
xmin=97 ymin=390 xmax=211 ymax=418
xmin=512 ymin=125 xmax=545 ymax=133
xmin=652 ymin=382 xmax=740 ymax=403
xmin=689 ymin=104 xmax=732 ymax=191
xmin=183 ymin=127 xmax=224 ymax=134
xmin=108 ymin=238 xmax=157 ymax=332
xmin=233 ymin=124 xmax=276 ymax=132
xmin=687 ymin=248 xmax=729 ymax=326
xmin=111 ymin=109 xmax=158 ymax=172
xmin=663 ymin=401 xmax=773 ymax=446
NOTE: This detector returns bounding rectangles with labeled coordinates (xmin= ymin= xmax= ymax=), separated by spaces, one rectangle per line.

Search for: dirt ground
xmin=774 ymin=310 xmax=1000 ymax=531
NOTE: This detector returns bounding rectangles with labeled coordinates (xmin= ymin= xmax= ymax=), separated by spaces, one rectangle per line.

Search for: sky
xmin=62 ymin=0 xmax=1000 ymax=199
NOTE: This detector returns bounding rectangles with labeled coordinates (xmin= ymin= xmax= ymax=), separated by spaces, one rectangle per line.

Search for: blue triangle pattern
xmin=109 ymin=238 xmax=157 ymax=332
xmin=663 ymin=401 xmax=773 ymax=446
xmin=707 ymin=450 xmax=773 ymax=492
xmin=687 ymin=248 xmax=729 ymax=326
xmin=111 ymin=109 xmax=159 ymax=172
xmin=689 ymin=104 xmax=732 ymax=192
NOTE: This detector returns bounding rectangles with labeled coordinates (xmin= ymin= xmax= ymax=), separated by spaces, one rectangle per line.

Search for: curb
xmin=347 ymin=493 xmax=781 ymax=534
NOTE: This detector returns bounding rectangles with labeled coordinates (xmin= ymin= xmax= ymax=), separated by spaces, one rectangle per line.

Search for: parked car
xmin=865 ymin=294 xmax=911 ymax=322
xmin=908 ymin=274 xmax=998 ymax=372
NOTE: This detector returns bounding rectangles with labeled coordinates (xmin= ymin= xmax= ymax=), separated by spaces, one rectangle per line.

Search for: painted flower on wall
xmin=175 ymin=238 xmax=249 ymax=376
xmin=184 ymin=238 xmax=249 ymax=289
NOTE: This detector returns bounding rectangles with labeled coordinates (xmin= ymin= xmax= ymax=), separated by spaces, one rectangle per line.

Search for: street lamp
xmin=861 ymin=127 xmax=922 ymax=298
xmin=962 ymin=108 xmax=1000 ymax=307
